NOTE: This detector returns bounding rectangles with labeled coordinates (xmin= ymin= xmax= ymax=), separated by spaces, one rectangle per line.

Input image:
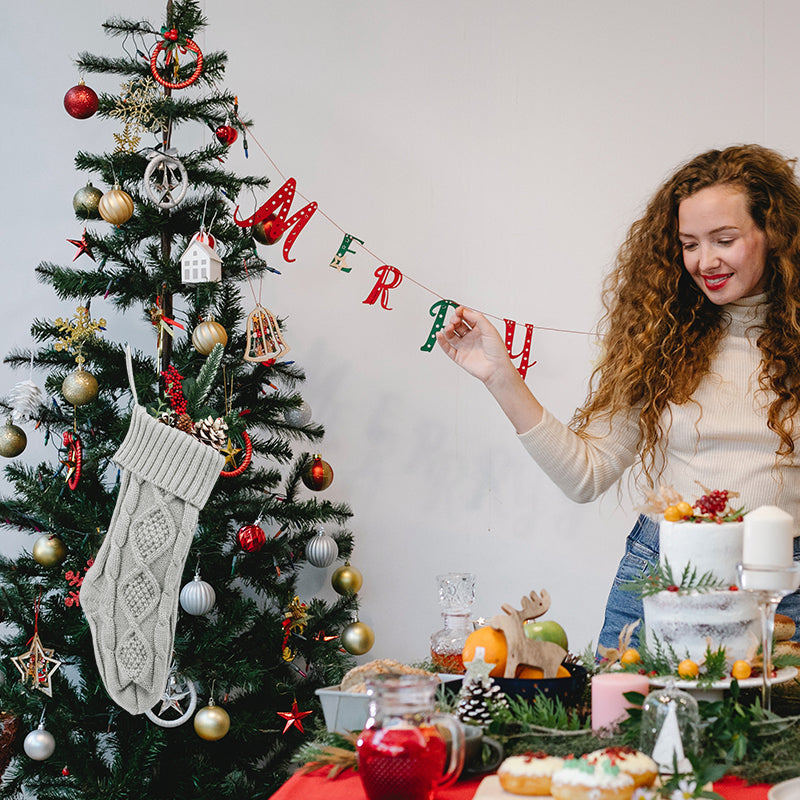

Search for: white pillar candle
xmin=742 ymin=506 xmax=794 ymax=568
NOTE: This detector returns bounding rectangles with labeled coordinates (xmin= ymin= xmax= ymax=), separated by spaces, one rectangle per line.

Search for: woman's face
xmin=677 ymin=184 xmax=768 ymax=305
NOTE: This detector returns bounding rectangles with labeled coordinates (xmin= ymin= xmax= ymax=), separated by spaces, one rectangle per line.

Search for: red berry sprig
xmin=694 ymin=489 xmax=729 ymax=516
xmin=161 ymin=366 xmax=187 ymax=414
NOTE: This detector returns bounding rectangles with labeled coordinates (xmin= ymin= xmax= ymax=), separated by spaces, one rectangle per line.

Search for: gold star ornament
xmin=12 ymin=632 xmax=62 ymax=697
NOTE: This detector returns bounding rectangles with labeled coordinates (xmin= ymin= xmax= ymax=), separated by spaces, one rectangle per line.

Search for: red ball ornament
xmin=215 ymin=124 xmax=238 ymax=146
xmin=301 ymin=455 xmax=334 ymax=491
xmin=64 ymin=81 xmax=99 ymax=119
xmin=252 ymin=213 xmax=285 ymax=246
xmin=237 ymin=523 xmax=266 ymax=553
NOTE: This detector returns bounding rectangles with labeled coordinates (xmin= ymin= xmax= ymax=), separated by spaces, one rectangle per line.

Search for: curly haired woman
xmin=437 ymin=144 xmax=800 ymax=647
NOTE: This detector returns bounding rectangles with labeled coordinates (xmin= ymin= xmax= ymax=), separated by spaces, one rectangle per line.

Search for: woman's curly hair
xmin=571 ymin=144 xmax=800 ymax=489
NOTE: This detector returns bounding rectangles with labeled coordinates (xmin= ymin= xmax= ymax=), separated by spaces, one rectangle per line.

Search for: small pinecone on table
xmin=456 ymin=678 xmax=508 ymax=726
xmin=175 ymin=413 xmax=194 ymax=433
xmin=192 ymin=416 xmax=228 ymax=450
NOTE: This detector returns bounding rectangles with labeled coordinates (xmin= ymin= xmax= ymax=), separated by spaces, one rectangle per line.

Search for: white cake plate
xmin=649 ymin=666 xmax=797 ymax=702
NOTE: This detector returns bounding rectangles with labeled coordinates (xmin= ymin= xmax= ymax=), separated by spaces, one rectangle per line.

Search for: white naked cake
xmin=641 ymin=489 xmax=759 ymax=667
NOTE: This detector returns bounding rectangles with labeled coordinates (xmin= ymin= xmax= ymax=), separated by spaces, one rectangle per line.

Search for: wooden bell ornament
xmin=244 ymin=305 xmax=290 ymax=363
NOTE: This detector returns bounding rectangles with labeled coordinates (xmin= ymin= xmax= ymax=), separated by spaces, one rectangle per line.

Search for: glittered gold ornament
xmin=191 ymin=318 xmax=228 ymax=355
xmin=98 ymin=183 xmax=134 ymax=225
xmin=61 ymin=368 xmax=98 ymax=406
xmin=0 ymin=420 xmax=26 ymax=458
xmin=193 ymin=699 xmax=230 ymax=741
xmin=72 ymin=182 xmax=103 ymax=219
xmin=32 ymin=535 xmax=67 ymax=568
xmin=301 ymin=454 xmax=333 ymax=491
xmin=341 ymin=620 xmax=375 ymax=656
xmin=332 ymin=563 xmax=363 ymax=596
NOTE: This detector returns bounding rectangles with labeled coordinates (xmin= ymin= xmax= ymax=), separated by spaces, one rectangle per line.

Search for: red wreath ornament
xmin=62 ymin=431 xmax=82 ymax=491
xmin=220 ymin=431 xmax=252 ymax=478
xmin=150 ymin=32 xmax=204 ymax=90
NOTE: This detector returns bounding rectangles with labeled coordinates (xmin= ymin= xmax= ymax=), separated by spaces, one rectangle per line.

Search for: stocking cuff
xmin=114 ymin=405 xmax=224 ymax=507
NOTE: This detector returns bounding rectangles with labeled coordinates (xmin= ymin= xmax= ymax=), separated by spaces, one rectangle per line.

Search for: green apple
xmin=523 ymin=619 xmax=568 ymax=650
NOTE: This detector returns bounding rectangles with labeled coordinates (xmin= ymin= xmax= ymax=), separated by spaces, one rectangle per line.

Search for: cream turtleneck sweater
xmin=517 ymin=293 xmax=800 ymax=527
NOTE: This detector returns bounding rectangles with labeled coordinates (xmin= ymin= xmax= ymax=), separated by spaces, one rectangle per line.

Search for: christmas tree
xmin=0 ymin=2 xmax=368 ymax=797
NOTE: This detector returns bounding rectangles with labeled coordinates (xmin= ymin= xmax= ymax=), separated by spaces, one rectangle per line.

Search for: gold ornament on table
xmin=0 ymin=419 xmax=27 ymax=458
xmin=244 ymin=304 xmax=289 ymax=363
xmin=98 ymin=183 xmax=134 ymax=225
xmin=341 ymin=620 xmax=375 ymax=656
xmin=32 ymin=535 xmax=67 ymax=568
xmin=332 ymin=563 xmax=363 ymax=596
xmin=191 ymin=317 xmax=228 ymax=355
xmin=193 ymin=697 xmax=230 ymax=741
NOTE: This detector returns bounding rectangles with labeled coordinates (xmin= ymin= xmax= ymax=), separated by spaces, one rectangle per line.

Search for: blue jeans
xmin=597 ymin=514 xmax=800 ymax=652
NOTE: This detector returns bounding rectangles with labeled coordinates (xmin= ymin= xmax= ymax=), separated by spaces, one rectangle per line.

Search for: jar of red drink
xmin=356 ymin=673 xmax=466 ymax=800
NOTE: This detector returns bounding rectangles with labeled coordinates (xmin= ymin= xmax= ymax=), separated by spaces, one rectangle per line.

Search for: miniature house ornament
xmin=180 ymin=227 xmax=221 ymax=284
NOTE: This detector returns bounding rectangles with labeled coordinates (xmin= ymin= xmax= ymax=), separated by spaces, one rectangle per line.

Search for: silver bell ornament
xmin=24 ymin=723 xmax=56 ymax=761
xmin=305 ymin=527 xmax=338 ymax=568
xmin=179 ymin=570 xmax=216 ymax=616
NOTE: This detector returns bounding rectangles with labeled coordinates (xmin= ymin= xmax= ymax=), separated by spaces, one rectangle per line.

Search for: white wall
xmin=3 ymin=0 xmax=799 ymax=664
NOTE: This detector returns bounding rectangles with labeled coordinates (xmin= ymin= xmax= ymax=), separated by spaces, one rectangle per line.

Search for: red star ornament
xmin=276 ymin=700 xmax=312 ymax=734
xmin=66 ymin=229 xmax=95 ymax=261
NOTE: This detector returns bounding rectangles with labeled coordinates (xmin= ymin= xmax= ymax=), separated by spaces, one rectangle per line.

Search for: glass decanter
xmin=430 ymin=573 xmax=476 ymax=674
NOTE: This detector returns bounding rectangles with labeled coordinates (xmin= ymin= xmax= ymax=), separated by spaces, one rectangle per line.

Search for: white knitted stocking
xmin=80 ymin=405 xmax=224 ymax=715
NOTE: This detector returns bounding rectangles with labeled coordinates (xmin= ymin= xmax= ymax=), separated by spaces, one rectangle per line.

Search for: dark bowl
xmin=494 ymin=662 xmax=588 ymax=706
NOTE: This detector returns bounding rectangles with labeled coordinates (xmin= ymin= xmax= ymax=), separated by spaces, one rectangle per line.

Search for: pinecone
xmin=157 ymin=409 xmax=177 ymax=427
xmin=456 ymin=678 xmax=508 ymax=725
xmin=192 ymin=416 xmax=228 ymax=450
xmin=175 ymin=413 xmax=194 ymax=433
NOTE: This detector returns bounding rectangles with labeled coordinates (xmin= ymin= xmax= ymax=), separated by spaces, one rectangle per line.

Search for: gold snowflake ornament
xmin=54 ymin=306 xmax=107 ymax=365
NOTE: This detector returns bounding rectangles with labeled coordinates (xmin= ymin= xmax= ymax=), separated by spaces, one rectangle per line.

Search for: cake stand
xmin=649 ymin=667 xmax=797 ymax=703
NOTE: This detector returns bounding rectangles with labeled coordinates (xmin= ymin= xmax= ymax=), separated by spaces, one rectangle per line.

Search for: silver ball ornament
xmin=284 ymin=400 xmax=312 ymax=427
xmin=306 ymin=529 xmax=338 ymax=568
xmin=24 ymin=725 xmax=55 ymax=760
xmin=180 ymin=574 xmax=216 ymax=615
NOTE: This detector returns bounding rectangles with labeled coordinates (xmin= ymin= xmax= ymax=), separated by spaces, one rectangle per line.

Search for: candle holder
xmin=736 ymin=561 xmax=800 ymax=710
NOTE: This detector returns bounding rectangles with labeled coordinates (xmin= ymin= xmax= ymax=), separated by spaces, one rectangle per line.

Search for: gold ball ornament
xmin=62 ymin=369 xmax=98 ymax=406
xmin=32 ymin=535 xmax=67 ymax=568
xmin=341 ymin=620 xmax=375 ymax=655
xmin=191 ymin=318 xmax=228 ymax=355
xmin=301 ymin=455 xmax=334 ymax=491
xmin=193 ymin=700 xmax=230 ymax=741
xmin=0 ymin=421 xmax=26 ymax=458
xmin=98 ymin=183 xmax=134 ymax=225
xmin=72 ymin=182 xmax=104 ymax=219
xmin=332 ymin=563 xmax=363 ymax=595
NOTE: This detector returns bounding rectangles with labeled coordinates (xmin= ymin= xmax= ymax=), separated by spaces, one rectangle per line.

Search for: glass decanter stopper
xmin=430 ymin=573 xmax=476 ymax=673
xmin=639 ymin=679 xmax=699 ymax=774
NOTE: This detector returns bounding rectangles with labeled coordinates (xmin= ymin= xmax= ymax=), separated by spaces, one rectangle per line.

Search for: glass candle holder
xmin=639 ymin=679 xmax=699 ymax=774
xmin=736 ymin=561 xmax=800 ymax=710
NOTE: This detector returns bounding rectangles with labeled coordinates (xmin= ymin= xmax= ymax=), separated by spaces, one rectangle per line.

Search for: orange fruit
xmin=731 ymin=660 xmax=752 ymax=680
xmin=663 ymin=506 xmax=682 ymax=522
xmin=516 ymin=664 xmax=571 ymax=679
xmin=677 ymin=659 xmax=699 ymax=679
xmin=676 ymin=501 xmax=693 ymax=518
xmin=462 ymin=627 xmax=507 ymax=677
xmin=620 ymin=648 xmax=641 ymax=666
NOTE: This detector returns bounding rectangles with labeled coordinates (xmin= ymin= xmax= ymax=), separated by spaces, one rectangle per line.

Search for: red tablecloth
xmin=268 ymin=768 xmax=771 ymax=800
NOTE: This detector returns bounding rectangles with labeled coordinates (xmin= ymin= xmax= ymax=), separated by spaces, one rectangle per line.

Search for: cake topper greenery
xmin=641 ymin=483 xmax=745 ymax=523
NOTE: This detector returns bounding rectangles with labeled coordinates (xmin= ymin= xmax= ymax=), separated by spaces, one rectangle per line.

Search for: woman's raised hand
xmin=436 ymin=306 xmax=515 ymax=384
xmin=436 ymin=306 xmax=544 ymax=432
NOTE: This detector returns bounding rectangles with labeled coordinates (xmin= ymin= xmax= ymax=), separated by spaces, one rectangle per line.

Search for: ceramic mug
xmin=462 ymin=725 xmax=503 ymax=775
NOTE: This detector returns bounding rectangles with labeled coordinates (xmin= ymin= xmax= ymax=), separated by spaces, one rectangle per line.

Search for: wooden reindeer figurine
xmin=489 ymin=590 xmax=567 ymax=679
